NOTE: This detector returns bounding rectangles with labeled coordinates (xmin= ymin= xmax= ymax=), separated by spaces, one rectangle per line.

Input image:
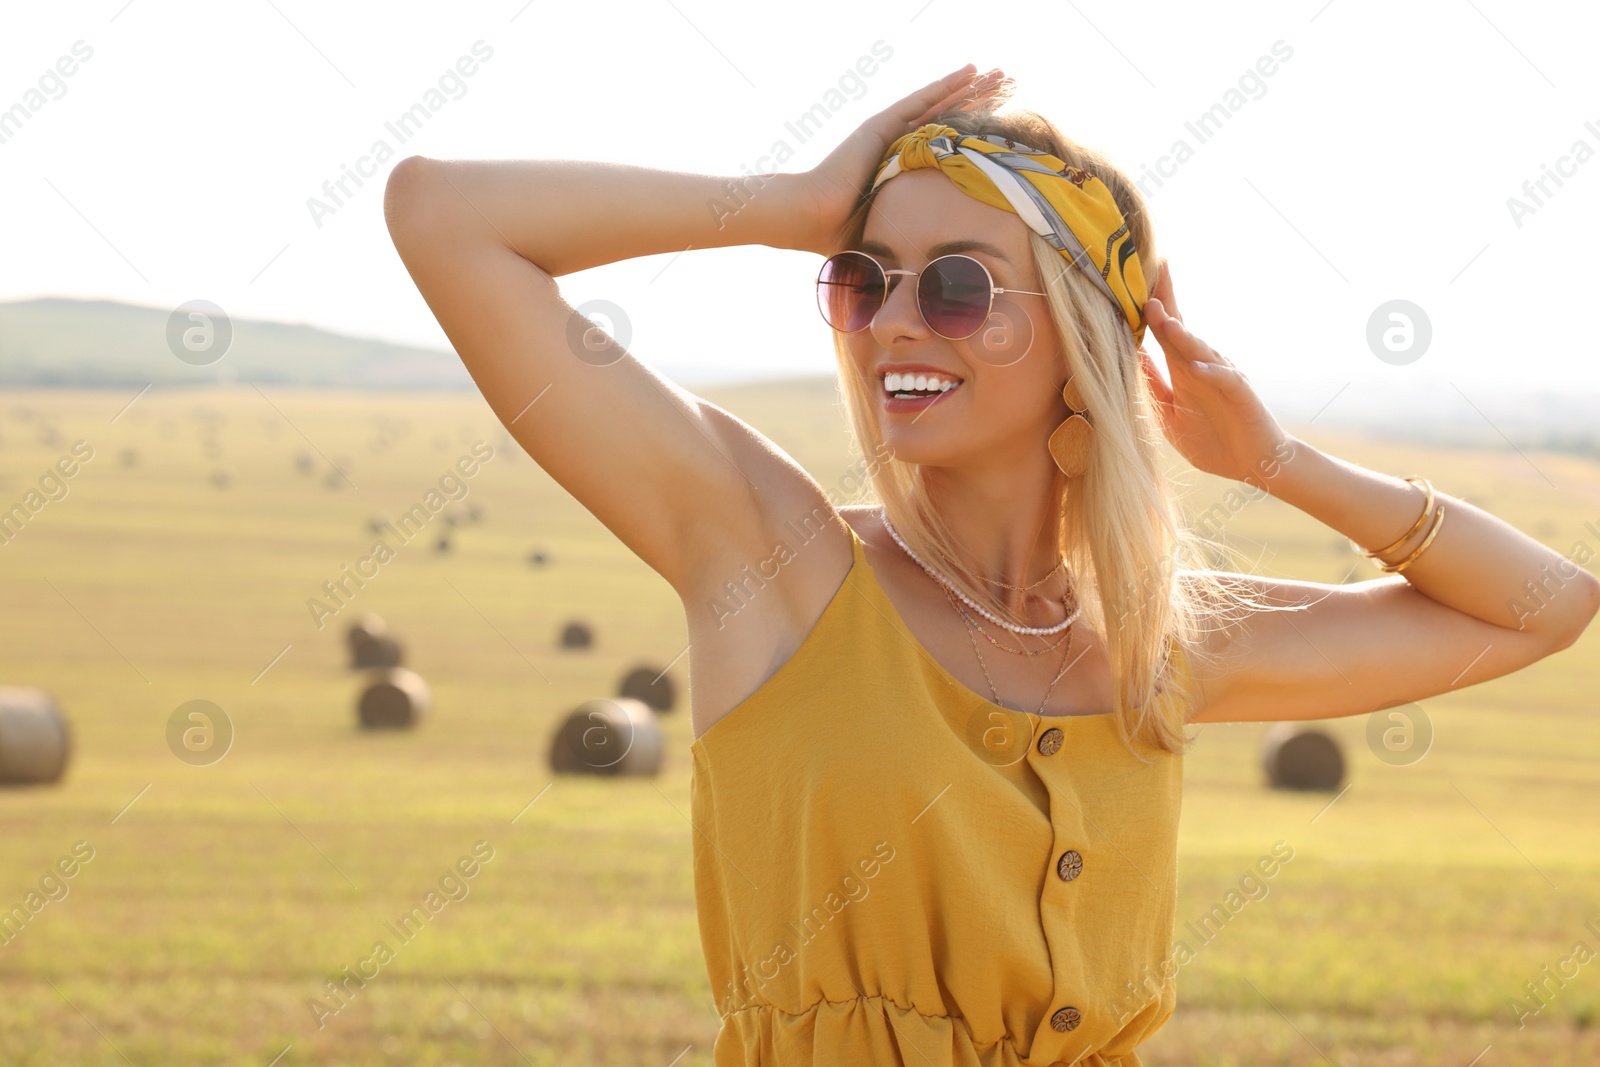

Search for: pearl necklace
xmin=880 ymin=507 xmax=1081 ymax=636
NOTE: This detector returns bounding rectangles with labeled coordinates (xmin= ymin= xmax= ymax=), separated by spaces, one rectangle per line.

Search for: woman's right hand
xmin=792 ymin=64 xmax=1014 ymax=255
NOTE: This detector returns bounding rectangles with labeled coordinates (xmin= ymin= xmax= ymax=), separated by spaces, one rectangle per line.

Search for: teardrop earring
xmin=1048 ymin=376 xmax=1093 ymax=478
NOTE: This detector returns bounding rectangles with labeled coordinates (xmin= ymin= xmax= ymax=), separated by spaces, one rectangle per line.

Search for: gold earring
xmin=1048 ymin=376 xmax=1092 ymax=478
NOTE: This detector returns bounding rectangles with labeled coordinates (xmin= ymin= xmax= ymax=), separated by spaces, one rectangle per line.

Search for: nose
xmin=869 ymin=269 xmax=931 ymax=347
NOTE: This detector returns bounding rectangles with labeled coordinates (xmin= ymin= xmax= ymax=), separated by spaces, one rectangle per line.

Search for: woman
xmin=385 ymin=65 xmax=1597 ymax=1066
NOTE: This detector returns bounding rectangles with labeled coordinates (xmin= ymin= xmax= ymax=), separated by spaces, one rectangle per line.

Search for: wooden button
xmin=1050 ymin=1005 xmax=1082 ymax=1032
xmin=1056 ymin=849 xmax=1083 ymax=881
xmin=1036 ymin=727 xmax=1064 ymax=756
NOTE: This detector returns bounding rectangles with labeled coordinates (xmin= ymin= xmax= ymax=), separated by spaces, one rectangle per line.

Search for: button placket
xmin=1032 ymin=718 xmax=1091 ymax=1045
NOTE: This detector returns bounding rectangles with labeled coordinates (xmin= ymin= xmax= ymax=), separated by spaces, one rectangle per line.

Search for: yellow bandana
xmin=872 ymin=124 xmax=1149 ymax=348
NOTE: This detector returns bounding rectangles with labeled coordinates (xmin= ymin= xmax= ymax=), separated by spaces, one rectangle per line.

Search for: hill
xmin=0 ymin=296 xmax=475 ymax=389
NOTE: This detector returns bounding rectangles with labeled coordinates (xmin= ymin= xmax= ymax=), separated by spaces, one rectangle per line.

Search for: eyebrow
xmin=858 ymin=238 xmax=1013 ymax=264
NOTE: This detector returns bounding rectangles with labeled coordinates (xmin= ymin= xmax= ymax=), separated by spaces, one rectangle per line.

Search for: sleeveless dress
xmin=689 ymin=517 xmax=1191 ymax=1066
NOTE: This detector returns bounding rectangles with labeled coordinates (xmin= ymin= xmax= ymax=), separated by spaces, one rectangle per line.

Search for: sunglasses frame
xmin=816 ymin=250 xmax=1048 ymax=341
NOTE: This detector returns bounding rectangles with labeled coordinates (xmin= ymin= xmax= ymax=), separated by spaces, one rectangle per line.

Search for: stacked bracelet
xmin=1349 ymin=476 xmax=1445 ymax=575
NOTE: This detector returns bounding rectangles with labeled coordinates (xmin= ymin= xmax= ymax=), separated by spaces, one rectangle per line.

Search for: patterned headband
xmin=871 ymin=123 xmax=1149 ymax=349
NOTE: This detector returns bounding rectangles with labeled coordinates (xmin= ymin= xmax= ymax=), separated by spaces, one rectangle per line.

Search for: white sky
xmin=2 ymin=0 xmax=1597 ymax=423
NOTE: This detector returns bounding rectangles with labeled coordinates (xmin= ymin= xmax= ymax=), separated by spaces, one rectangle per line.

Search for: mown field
xmin=0 ymin=382 xmax=1596 ymax=1066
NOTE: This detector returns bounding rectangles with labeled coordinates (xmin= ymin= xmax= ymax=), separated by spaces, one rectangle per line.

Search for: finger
xmin=912 ymin=67 xmax=1009 ymax=124
xmin=1146 ymin=298 xmax=1220 ymax=367
xmin=1152 ymin=259 xmax=1181 ymax=324
xmin=897 ymin=66 xmax=979 ymax=126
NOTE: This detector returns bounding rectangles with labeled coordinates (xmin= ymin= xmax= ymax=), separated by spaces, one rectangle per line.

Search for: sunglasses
xmin=816 ymin=250 xmax=1046 ymax=341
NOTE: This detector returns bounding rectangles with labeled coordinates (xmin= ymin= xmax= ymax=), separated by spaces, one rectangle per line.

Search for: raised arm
xmin=1135 ymin=266 xmax=1600 ymax=723
xmin=380 ymin=65 xmax=993 ymax=595
xmin=381 ymin=153 xmax=814 ymax=594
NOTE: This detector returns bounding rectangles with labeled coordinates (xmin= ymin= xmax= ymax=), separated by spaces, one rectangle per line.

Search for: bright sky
xmin=3 ymin=0 xmax=1597 ymax=425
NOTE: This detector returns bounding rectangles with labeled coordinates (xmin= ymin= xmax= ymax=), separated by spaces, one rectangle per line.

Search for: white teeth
xmin=883 ymin=371 xmax=962 ymax=395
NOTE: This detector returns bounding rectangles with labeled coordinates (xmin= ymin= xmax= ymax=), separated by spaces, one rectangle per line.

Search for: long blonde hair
xmin=829 ymin=107 xmax=1235 ymax=756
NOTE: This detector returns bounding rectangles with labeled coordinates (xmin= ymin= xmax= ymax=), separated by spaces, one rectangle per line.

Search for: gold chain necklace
xmin=943 ymin=584 xmax=1076 ymax=713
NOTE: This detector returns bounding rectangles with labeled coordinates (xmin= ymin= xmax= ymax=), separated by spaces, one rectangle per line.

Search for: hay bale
xmin=548 ymin=698 xmax=663 ymax=776
xmin=358 ymin=668 xmax=430 ymax=729
xmin=527 ymin=547 xmax=550 ymax=567
xmin=294 ymin=449 xmax=314 ymax=474
xmin=351 ymin=632 xmax=403 ymax=669
xmin=210 ymin=467 xmax=235 ymax=489
xmin=618 ymin=665 xmax=676 ymax=713
xmin=347 ymin=613 xmax=387 ymax=647
xmin=120 ymin=448 xmax=139 ymax=468
xmin=435 ymin=536 xmax=451 ymax=554
xmin=466 ymin=502 xmax=486 ymax=523
xmin=367 ymin=513 xmax=393 ymax=535
xmin=0 ymin=687 xmax=72 ymax=785
xmin=1261 ymin=724 xmax=1345 ymax=791
xmin=558 ymin=620 xmax=593 ymax=649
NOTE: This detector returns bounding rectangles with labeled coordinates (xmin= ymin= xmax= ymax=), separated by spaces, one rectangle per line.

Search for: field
xmin=0 ymin=382 xmax=1596 ymax=1066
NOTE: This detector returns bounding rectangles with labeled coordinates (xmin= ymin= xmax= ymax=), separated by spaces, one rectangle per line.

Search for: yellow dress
xmin=690 ymin=518 xmax=1190 ymax=1066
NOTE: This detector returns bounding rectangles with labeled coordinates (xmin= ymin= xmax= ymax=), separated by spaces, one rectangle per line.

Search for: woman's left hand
xmin=1138 ymin=260 xmax=1294 ymax=488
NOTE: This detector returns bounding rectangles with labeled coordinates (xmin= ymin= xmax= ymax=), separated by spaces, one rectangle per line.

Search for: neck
xmin=911 ymin=453 xmax=1071 ymax=621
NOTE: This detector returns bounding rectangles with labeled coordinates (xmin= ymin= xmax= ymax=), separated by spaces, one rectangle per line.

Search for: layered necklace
xmin=879 ymin=507 xmax=1081 ymax=714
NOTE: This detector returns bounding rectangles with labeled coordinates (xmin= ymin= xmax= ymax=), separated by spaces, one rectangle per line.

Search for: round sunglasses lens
xmin=816 ymin=252 xmax=884 ymax=333
xmin=919 ymin=256 xmax=992 ymax=339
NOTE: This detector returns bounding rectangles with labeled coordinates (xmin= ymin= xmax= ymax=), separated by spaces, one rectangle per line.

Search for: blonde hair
xmin=829 ymin=107 xmax=1240 ymax=757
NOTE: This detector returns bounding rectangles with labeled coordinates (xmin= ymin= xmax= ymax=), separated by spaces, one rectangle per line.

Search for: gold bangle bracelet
xmin=1379 ymin=505 xmax=1445 ymax=574
xmin=1354 ymin=476 xmax=1435 ymax=560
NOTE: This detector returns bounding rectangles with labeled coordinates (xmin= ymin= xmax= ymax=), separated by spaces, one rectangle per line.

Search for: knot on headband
xmin=872 ymin=123 xmax=1149 ymax=348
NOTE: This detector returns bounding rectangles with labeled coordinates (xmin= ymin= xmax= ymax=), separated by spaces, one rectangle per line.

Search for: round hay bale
xmin=435 ymin=536 xmax=451 ymax=553
xmin=293 ymin=449 xmax=314 ymax=474
xmin=351 ymin=632 xmax=404 ymax=669
xmin=466 ymin=501 xmax=486 ymax=523
xmin=1261 ymin=724 xmax=1345 ymax=791
xmin=527 ymin=547 xmax=550 ymax=567
xmin=618 ymin=665 xmax=676 ymax=713
xmin=367 ymin=513 xmax=393 ymax=535
xmin=120 ymin=448 xmax=139 ymax=468
xmin=548 ymin=698 xmax=663 ymax=776
xmin=323 ymin=469 xmax=345 ymax=490
xmin=210 ymin=467 xmax=235 ymax=489
xmin=0 ymin=687 xmax=72 ymax=785
xmin=358 ymin=668 xmax=430 ymax=729
xmin=347 ymin=613 xmax=387 ymax=647
xmin=558 ymin=620 xmax=593 ymax=650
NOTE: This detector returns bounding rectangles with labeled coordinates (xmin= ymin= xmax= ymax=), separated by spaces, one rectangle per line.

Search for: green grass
xmin=0 ymin=383 xmax=1597 ymax=1065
